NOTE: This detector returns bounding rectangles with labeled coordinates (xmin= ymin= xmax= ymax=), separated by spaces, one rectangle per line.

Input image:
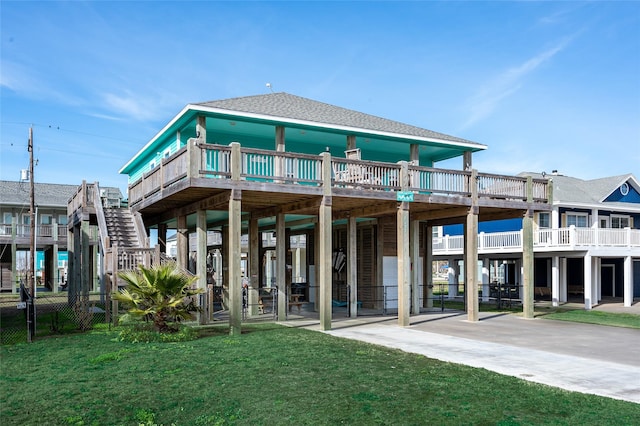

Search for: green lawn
xmin=1 ymin=324 xmax=638 ymax=425
xmin=539 ymin=309 xmax=640 ymax=329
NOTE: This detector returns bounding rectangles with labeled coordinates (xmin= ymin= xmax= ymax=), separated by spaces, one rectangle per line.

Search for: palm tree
xmin=114 ymin=262 xmax=203 ymax=333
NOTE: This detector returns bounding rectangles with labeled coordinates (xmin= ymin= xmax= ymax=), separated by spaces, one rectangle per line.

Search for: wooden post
xmin=276 ymin=212 xmax=287 ymax=321
xmin=376 ymin=220 xmax=384 ymax=310
xmin=522 ymin=209 xmax=534 ymax=318
xmin=275 ymin=126 xmax=285 ymax=181
xmin=187 ymin=137 xmax=200 ymax=179
xmin=319 ymin=152 xmax=333 ymax=331
xmin=229 ymin=142 xmax=242 ymax=335
xmin=397 ymin=161 xmax=411 ymax=326
xmin=81 ymin=220 xmax=91 ymax=296
xmin=157 ymin=223 xmax=167 ymax=255
xmin=424 ymin=223 xmax=434 ymax=309
xmin=397 ymin=202 xmax=411 ymax=326
xmin=346 ymin=135 xmax=356 ymax=150
xmin=410 ymin=144 xmax=419 ymax=164
xmin=410 ymin=219 xmax=420 ymax=315
xmin=111 ymin=243 xmax=119 ymax=326
xmin=463 ymin=151 xmax=472 ymax=171
xmin=522 ymin=177 xmax=534 ymax=319
xmin=347 ymin=215 xmax=358 ymax=318
xmin=196 ymin=116 xmax=206 ymax=142
xmin=196 ymin=209 xmax=208 ymax=324
xmin=465 ymin=169 xmax=479 ymax=322
xmin=248 ymin=217 xmax=260 ymax=316
xmin=176 ymin=215 xmax=188 ymax=271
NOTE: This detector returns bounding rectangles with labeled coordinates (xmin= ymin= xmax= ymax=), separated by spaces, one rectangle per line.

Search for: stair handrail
xmin=132 ymin=211 xmax=149 ymax=249
xmin=93 ymin=182 xmax=111 ymax=253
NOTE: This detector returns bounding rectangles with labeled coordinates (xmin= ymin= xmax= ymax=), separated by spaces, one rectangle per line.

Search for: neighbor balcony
xmin=432 ymin=226 xmax=640 ymax=256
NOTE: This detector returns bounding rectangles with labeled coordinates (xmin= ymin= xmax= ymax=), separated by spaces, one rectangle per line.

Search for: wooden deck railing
xmin=126 ymin=140 xmax=551 ymax=207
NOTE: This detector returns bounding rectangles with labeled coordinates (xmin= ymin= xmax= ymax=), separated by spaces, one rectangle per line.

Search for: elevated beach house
xmin=114 ymin=93 xmax=550 ymax=333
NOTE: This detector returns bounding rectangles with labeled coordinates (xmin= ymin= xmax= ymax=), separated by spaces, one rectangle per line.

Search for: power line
xmin=1 ymin=121 xmax=141 ymax=145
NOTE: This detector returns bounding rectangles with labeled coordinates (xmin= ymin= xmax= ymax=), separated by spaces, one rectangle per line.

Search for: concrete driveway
xmin=289 ymin=306 xmax=640 ymax=404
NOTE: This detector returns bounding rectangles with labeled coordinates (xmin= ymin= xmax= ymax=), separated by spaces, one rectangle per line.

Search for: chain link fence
xmin=0 ymin=291 xmax=109 ymax=345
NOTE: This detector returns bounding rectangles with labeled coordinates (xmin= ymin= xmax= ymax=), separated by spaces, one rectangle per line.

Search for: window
xmin=58 ymin=214 xmax=68 ymax=225
xmin=538 ymin=212 xmax=550 ymax=228
xmin=611 ymin=215 xmax=630 ymax=229
xmin=40 ymin=214 xmax=52 ymax=225
xmin=3 ymin=212 xmax=12 ymax=224
xmin=566 ymin=213 xmax=588 ymax=227
xmin=432 ymin=226 xmax=442 ymax=238
xmin=21 ymin=214 xmax=30 ymax=225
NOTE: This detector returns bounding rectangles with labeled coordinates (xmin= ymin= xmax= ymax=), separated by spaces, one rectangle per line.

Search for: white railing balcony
xmin=433 ymin=226 xmax=640 ymax=255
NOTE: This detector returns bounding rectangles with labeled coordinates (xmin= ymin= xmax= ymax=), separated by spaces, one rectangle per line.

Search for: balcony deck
xmin=433 ymin=226 xmax=640 ymax=256
xmin=0 ymin=224 xmax=68 ymax=247
xmin=126 ymin=142 xmax=551 ymax=224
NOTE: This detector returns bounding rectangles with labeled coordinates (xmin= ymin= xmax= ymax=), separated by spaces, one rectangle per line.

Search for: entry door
xmin=599 ymin=216 xmax=609 ymax=229
xmin=601 ymin=265 xmax=615 ymax=297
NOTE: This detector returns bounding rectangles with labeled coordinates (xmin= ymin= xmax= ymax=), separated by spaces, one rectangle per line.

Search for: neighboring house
xmin=110 ymin=92 xmax=551 ymax=332
xmin=434 ymin=172 xmax=640 ymax=308
xmin=0 ymin=180 xmax=123 ymax=293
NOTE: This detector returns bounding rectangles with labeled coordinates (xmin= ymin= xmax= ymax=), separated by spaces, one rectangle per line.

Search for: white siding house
xmin=433 ymin=172 xmax=640 ymax=309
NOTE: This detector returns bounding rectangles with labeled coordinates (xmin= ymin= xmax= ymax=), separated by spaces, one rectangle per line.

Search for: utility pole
xmin=29 ymin=126 xmax=35 ymax=296
xmin=27 ymin=126 xmax=36 ymax=342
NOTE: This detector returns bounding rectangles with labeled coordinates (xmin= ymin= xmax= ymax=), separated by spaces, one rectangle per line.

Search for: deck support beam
xmin=397 ymin=201 xmax=411 ymax=326
xmin=248 ymin=216 xmax=260 ymax=316
xmin=522 ymin=208 xmax=534 ymax=319
xmin=464 ymin=169 xmax=479 ymax=322
xmin=347 ymin=215 xmax=358 ymax=318
xmin=276 ymin=212 xmax=287 ymax=321
xmin=196 ymin=209 xmax=208 ymax=324
xmin=424 ymin=223 xmax=433 ymax=309
xmin=176 ymin=215 xmax=188 ymax=271
xmin=464 ymin=211 xmax=478 ymax=322
xmin=410 ymin=219 xmax=420 ymax=315
xmin=228 ymin=142 xmax=243 ymax=335
xmin=319 ymin=152 xmax=333 ymax=330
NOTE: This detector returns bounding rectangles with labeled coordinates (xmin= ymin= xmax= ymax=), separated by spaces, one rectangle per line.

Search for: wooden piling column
xmin=522 ymin=209 xmax=534 ymax=319
xmin=465 ymin=169 xmax=479 ymax=322
xmin=228 ymin=142 xmax=242 ymax=335
xmin=347 ymin=215 xmax=358 ymax=318
xmin=424 ymin=223 xmax=434 ymax=309
xmin=196 ymin=209 xmax=208 ymax=324
xmin=319 ymin=152 xmax=333 ymax=331
xmin=249 ymin=216 xmax=260 ymax=316
xmin=522 ymin=176 xmax=534 ymax=319
xmin=276 ymin=212 xmax=287 ymax=321
xmin=176 ymin=215 xmax=188 ymax=271
xmin=397 ymin=161 xmax=411 ymax=326
xmin=410 ymin=219 xmax=420 ymax=315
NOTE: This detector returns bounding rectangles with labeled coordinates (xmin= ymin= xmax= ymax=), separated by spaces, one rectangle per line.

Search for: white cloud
xmin=101 ymin=91 xmax=165 ymax=122
xmin=461 ymin=37 xmax=574 ymax=129
xmin=0 ymin=60 xmax=84 ymax=106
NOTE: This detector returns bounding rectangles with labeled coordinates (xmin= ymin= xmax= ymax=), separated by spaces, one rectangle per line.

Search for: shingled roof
xmin=196 ymin=92 xmax=480 ymax=146
xmin=0 ymin=181 xmax=80 ymax=208
xmin=520 ymin=172 xmax=637 ymax=206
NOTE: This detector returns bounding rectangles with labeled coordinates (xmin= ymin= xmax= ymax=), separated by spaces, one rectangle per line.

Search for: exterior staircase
xmin=103 ymin=208 xmax=141 ymax=249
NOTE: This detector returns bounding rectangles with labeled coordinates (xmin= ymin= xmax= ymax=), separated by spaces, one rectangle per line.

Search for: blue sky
xmin=2 ymin=1 xmax=639 ymax=195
